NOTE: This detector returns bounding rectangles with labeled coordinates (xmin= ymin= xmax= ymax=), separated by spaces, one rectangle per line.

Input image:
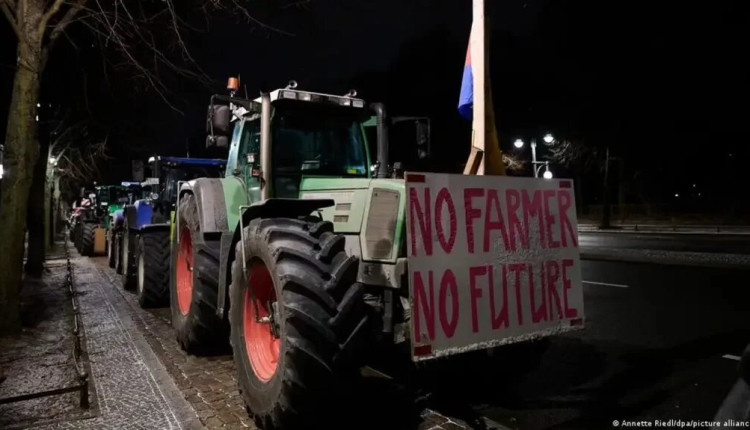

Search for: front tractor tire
xmin=136 ymin=230 xmax=171 ymax=308
xmin=170 ymin=194 xmax=227 ymax=353
xmin=80 ymin=223 xmax=95 ymax=257
xmin=230 ymin=217 xmax=368 ymax=429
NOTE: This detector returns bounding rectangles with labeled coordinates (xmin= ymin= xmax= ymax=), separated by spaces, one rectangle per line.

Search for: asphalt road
xmin=579 ymin=232 xmax=750 ymax=254
xmin=415 ymin=260 xmax=750 ymax=429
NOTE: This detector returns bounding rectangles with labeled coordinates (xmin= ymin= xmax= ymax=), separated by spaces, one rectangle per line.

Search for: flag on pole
xmin=458 ymin=45 xmax=473 ymax=121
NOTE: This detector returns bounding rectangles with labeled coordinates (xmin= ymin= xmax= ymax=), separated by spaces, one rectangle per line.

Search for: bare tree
xmin=547 ymin=139 xmax=623 ymax=228
xmin=0 ymin=0 xmax=297 ymax=334
xmin=502 ymin=152 xmax=525 ymax=173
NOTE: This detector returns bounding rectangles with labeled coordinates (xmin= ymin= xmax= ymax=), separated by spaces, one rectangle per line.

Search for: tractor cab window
xmin=271 ymin=108 xmax=368 ymax=198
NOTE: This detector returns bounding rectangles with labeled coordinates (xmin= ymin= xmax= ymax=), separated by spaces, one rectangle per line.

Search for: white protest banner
xmin=405 ymin=172 xmax=584 ymax=361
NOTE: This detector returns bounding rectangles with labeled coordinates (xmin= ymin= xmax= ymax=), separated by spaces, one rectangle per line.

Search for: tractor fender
xmin=133 ymin=200 xmax=154 ymax=229
xmin=178 ymin=178 xmax=229 ymax=234
xmin=215 ymin=197 xmax=336 ymax=319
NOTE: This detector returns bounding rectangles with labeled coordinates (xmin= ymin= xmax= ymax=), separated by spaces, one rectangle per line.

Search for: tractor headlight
xmin=365 ymin=188 xmax=400 ymax=260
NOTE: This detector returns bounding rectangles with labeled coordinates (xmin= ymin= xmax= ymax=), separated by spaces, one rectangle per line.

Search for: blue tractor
xmin=119 ymin=156 xmax=226 ymax=308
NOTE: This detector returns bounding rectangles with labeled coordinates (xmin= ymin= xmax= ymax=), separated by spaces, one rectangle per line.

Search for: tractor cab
xmin=208 ymin=82 xmax=432 ymax=199
xmin=208 ymin=82 xmax=374 ymax=203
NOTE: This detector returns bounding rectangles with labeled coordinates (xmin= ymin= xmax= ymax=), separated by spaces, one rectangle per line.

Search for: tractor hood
xmin=299 ymin=177 xmax=406 ymax=263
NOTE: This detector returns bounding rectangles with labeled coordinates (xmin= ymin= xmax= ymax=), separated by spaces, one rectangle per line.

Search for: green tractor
xmin=170 ymin=81 xmax=583 ymax=428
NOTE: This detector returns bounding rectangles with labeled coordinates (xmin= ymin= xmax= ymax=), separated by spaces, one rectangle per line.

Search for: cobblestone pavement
xmin=90 ymin=255 xmax=509 ymax=430
xmin=1 ymin=241 xmax=510 ymax=429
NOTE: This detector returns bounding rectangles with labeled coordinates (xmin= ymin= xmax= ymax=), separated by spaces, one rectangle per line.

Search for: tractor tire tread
xmin=137 ymin=231 xmax=171 ymax=308
xmin=230 ymin=217 xmax=368 ymax=429
xmin=171 ymin=194 xmax=228 ymax=354
xmin=80 ymin=223 xmax=95 ymax=257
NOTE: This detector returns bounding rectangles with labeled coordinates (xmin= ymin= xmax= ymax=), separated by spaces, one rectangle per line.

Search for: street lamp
xmin=543 ymin=163 xmax=553 ymax=179
xmin=513 ymin=134 xmax=555 ymax=178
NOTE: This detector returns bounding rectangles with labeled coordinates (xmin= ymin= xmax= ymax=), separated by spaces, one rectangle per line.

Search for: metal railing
xmin=0 ymin=232 xmax=89 ymax=408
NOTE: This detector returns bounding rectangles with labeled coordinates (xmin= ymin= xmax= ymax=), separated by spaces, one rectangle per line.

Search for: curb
xmin=578 ymin=226 xmax=750 ymax=236
xmin=580 ymin=247 xmax=750 ymax=270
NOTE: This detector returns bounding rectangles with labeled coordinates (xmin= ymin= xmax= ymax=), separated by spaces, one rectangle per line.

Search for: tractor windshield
xmin=110 ymin=187 xmax=138 ymax=205
xmin=272 ymin=107 xmax=368 ymax=198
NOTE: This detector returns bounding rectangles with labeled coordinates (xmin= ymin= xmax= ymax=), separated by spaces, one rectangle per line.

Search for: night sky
xmin=1 ymin=0 xmax=749 ymax=210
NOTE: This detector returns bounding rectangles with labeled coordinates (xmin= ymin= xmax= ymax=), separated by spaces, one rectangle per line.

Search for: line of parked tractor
xmin=68 ymin=155 xmax=226 ymax=308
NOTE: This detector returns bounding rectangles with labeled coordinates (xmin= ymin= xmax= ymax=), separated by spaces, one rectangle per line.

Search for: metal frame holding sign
xmin=405 ymin=172 xmax=585 ymax=361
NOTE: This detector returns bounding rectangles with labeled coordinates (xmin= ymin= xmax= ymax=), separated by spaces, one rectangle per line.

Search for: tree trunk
xmin=0 ymin=40 xmax=43 ymax=335
xmin=25 ymin=140 xmax=48 ymax=277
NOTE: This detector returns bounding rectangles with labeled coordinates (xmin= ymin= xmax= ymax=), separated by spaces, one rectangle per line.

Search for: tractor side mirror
xmin=207 ymin=104 xmax=231 ymax=135
xmin=206 ymin=104 xmax=231 ymax=148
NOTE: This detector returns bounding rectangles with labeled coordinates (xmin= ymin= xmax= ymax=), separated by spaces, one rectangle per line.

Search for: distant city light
xmin=674 ymin=193 xmax=679 ymax=197
xmin=692 ymin=184 xmax=696 ymax=188
xmin=514 ymin=139 xmax=524 ymax=149
xmin=36 ymin=103 xmax=41 ymax=108
xmin=698 ymin=193 xmax=702 ymax=197
xmin=543 ymin=133 xmax=554 ymax=144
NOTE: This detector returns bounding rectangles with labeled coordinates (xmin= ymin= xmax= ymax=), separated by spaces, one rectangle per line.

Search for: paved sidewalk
xmin=1 ymin=241 xmax=201 ymax=429
xmin=0 ymin=248 xmax=95 ymax=429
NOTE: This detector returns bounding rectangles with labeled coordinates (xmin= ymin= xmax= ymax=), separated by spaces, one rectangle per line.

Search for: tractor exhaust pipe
xmin=260 ymin=91 xmax=273 ymax=200
xmin=370 ymin=103 xmax=389 ymax=179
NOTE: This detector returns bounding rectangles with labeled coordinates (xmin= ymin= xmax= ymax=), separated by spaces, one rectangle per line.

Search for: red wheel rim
xmin=243 ymin=262 xmax=280 ymax=382
xmin=176 ymin=226 xmax=193 ymax=316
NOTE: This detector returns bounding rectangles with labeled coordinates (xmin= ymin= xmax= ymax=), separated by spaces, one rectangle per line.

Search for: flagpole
xmin=470 ymin=0 xmax=486 ymax=175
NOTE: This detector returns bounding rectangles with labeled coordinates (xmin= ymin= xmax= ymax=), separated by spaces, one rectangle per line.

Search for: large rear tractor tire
xmin=80 ymin=223 xmax=95 ymax=257
xmin=230 ymin=217 xmax=369 ymax=429
xmin=170 ymin=194 xmax=227 ymax=353
xmin=107 ymin=231 xmax=117 ymax=268
xmin=121 ymin=221 xmax=137 ymax=290
xmin=136 ymin=230 xmax=171 ymax=308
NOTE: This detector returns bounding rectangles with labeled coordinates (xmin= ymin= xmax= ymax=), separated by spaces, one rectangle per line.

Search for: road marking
xmin=723 ymin=354 xmax=741 ymax=361
xmin=583 ymin=280 xmax=629 ymax=288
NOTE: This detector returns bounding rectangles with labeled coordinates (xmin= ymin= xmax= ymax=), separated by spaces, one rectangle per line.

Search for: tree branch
xmin=37 ymin=0 xmax=65 ymax=39
xmin=0 ymin=1 xmax=20 ymax=39
xmin=47 ymin=0 xmax=88 ymax=49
